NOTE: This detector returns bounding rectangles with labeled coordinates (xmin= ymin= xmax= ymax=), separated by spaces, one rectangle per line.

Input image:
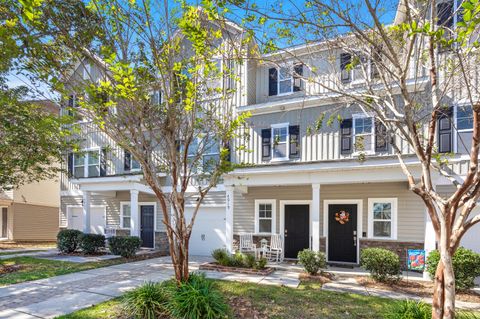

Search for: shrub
xmin=426 ymin=247 xmax=480 ymax=291
xmin=384 ymin=300 xmax=431 ymax=319
xmin=108 ymin=236 xmax=142 ymax=258
xmin=166 ymin=272 xmax=229 ymax=319
xmin=79 ymin=233 xmax=105 ymax=254
xmin=122 ymin=281 xmax=168 ymax=319
xmin=212 ymin=248 xmax=229 ymax=263
xmin=231 ymin=251 xmax=245 ymax=267
xmin=255 ymin=257 xmax=267 ymax=270
xmin=297 ymin=249 xmax=327 ymax=275
xmin=244 ymin=253 xmax=256 ymax=268
xmin=361 ymin=248 xmax=401 ymax=283
xmin=57 ymin=229 xmax=82 ymax=253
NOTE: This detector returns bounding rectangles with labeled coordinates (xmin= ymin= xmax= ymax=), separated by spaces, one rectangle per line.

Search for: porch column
xmin=130 ymin=189 xmax=140 ymax=237
xmin=423 ymin=208 xmax=436 ymax=279
xmin=82 ymin=191 xmax=91 ymax=234
xmin=311 ymin=184 xmax=321 ymax=252
xmin=225 ymin=186 xmax=234 ymax=253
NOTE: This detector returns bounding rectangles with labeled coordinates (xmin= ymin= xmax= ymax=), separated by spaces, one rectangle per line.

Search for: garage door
xmin=68 ymin=207 xmax=106 ymax=235
xmin=185 ymin=206 xmax=226 ymax=256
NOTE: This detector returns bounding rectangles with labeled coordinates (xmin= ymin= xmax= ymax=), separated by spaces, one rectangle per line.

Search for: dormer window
xmin=268 ymin=64 xmax=303 ymax=96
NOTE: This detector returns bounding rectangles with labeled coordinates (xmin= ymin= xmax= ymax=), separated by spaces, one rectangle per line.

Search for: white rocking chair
xmin=239 ymin=233 xmax=256 ymax=254
xmin=265 ymin=234 xmax=283 ymax=262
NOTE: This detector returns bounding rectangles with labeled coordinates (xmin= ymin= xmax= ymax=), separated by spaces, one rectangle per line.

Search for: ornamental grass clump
xmin=122 ymin=281 xmax=169 ymax=319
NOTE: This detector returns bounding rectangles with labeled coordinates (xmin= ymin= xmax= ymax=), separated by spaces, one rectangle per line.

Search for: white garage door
xmin=68 ymin=207 xmax=106 ymax=235
xmin=461 ymin=208 xmax=480 ymax=253
xmin=185 ymin=206 xmax=226 ymax=256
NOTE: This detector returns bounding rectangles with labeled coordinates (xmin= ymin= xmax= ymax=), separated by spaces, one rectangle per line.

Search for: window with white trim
xmin=185 ymin=138 xmax=220 ymax=173
xmin=456 ymin=104 xmax=473 ymax=154
xmin=255 ymin=200 xmax=276 ymax=234
xmin=353 ymin=114 xmax=374 ymax=153
xmin=83 ymin=63 xmax=91 ymax=80
xmin=73 ymin=150 xmax=100 ymax=178
xmin=368 ymin=198 xmax=397 ymax=239
xmin=121 ymin=203 xmax=131 ymax=228
xmin=278 ymin=66 xmax=293 ymax=95
xmin=272 ymin=124 xmax=289 ymax=160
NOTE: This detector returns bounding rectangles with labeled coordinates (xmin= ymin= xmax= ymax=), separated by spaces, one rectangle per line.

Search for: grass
xmin=0 ymin=256 xmax=132 ymax=286
xmin=57 ymin=280 xmax=396 ymax=319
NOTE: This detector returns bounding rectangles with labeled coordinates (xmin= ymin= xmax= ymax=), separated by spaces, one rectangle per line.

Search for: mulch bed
xmin=0 ymin=265 xmax=24 ymax=276
xmin=357 ymin=277 xmax=480 ymax=303
xmin=199 ymin=262 xmax=275 ymax=276
xmin=228 ymin=295 xmax=267 ymax=319
xmin=299 ymin=271 xmax=336 ymax=284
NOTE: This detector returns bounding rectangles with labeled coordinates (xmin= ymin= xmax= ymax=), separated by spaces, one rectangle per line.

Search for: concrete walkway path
xmin=0 ymin=256 xmax=300 ymax=318
xmin=322 ymin=277 xmax=480 ymax=311
xmin=0 ymin=250 xmax=59 ymax=260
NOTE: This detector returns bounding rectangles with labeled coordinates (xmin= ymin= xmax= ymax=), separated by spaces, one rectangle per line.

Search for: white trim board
xmin=280 ymin=200 xmax=312 ymax=259
xmin=323 ymin=199 xmax=363 ymax=264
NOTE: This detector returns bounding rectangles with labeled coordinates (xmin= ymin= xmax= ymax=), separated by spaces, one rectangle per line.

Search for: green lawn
xmin=0 ymin=256 xmax=130 ymax=286
xmin=0 ymin=250 xmax=42 ymax=256
xmin=57 ymin=280 xmax=396 ymax=319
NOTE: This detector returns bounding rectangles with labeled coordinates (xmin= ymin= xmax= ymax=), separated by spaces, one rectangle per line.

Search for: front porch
xmin=64 ymin=176 xmax=168 ymax=252
xmin=226 ymin=179 xmax=431 ymax=270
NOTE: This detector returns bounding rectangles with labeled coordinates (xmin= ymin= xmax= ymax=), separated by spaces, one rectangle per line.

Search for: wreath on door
xmin=335 ymin=210 xmax=350 ymax=224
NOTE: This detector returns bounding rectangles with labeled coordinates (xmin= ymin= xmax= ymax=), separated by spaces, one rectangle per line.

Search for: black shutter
xmin=289 ymin=125 xmax=300 ymax=157
xmin=438 ymin=107 xmax=453 ymax=153
xmin=67 ymin=153 xmax=74 ymax=177
xmin=223 ymin=141 xmax=231 ymax=163
xmin=124 ymin=149 xmax=131 ymax=171
xmin=100 ymin=148 xmax=107 ymax=177
xmin=375 ymin=120 xmax=388 ymax=152
xmin=261 ymin=129 xmax=271 ymax=160
xmin=340 ymin=53 xmax=352 ymax=83
xmin=293 ymin=64 xmax=303 ymax=92
xmin=268 ymin=68 xmax=278 ymax=96
xmin=340 ymin=119 xmax=353 ymax=154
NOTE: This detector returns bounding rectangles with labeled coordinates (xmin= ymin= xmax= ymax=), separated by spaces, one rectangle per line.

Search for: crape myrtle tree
xmin=9 ymin=0 xmax=251 ymax=282
xmin=231 ymin=0 xmax=480 ymax=317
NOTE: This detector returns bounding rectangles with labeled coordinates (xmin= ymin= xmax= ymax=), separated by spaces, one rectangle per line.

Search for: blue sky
xmin=7 ymin=0 xmax=400 ymax=96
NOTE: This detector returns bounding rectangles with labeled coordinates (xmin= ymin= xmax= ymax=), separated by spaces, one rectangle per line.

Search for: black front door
xmin=328 ymin=204 xmax=357 ymax=263
xmin=140 ymin=205 xmax=155 ymax=248
xmin=284 ymin=204 xmax=310 ymax=259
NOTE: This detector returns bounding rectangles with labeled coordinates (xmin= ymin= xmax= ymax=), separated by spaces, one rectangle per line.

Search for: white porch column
xmin=424 ymin=208 xmax=436 ymax=279
xmin=311 ymin=184 xmax=321 ymax=252
xmin=225 ymin=186 xmax=234 ymax=254
xmin=130 ymin=189 xmax=140 ymax=237
xmin=82 ymin=191 xmax=91 ymax=234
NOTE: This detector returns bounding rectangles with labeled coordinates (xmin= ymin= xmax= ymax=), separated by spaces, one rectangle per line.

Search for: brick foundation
xmin=199 ymin=262 xmax=274 ymax=276
xmin=155 ymin=231 xmax=170 ymax=255
xmin=320 ymin=237 xmax=326 ymax=253
xmin=359 ymin=239 xmax=424 ymax=269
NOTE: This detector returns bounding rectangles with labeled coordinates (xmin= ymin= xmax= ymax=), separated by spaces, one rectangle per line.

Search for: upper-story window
xmin=83 ymin=63 xmax=91 ymax=81
xmin=72 ymin=149 xmax=101 ymax=178
xmin=437 ymin=0 xmax=463 ymax=45
xmin=341 ymin=52 xmax=377 ymax=84
xmin=185 ymin=138 xmax=220 ymax=173
xmin=150 ymin=90 xmax=162 ymax=105
xmin=268 ymin=64 xmax=304 ymax=96
xmin=261 ymin=124 xmax=300 ymax=162
xmin=353 ymin=114 xmax=374 ymax=154
xmin=456 ymin=104 xmax=473 ymax=153
xmin=124 ymin=149 xmax=141 ymax=172
xmin=341 ymin=115 xmax=388 ymax=155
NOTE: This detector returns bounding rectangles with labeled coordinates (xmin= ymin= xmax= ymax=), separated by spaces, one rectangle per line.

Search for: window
xmin=83 ymin=63 xmax=91 ymax=80
xmin=353 ymin=114 xmax=374 ymax=153
xmin=185 ymin=138 xmax=220 ymax=173
xmin=72 ymin=150 xmax=101 ymax=178
xmin=124 ymin=150 xmax=141 ymax=172
xmin=268 ymin=64 xmax=303 ymax=96
xmin=340 ymin=52 xmax=377 ymax=83
xmin=456 ymin=104 xmax=473 ymax=154
xmin=202 ymin=140 xmax=220 ymax=172
xmin=121 ymin=203 xmax=131 ymax=228
xmin=150 ymin=90 xmax=162 ymax=105
xmin=255 ymin=200 xmax=276 ymax=234
xmin=271 ymin=123 xmax=289 ymax=160
xmin=368 ymin=198 xmax=397 ymax=239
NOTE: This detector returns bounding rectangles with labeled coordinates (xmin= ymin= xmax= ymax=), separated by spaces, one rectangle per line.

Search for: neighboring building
xmin=60 ymin=1 xmax=480 ymax=266
xmin=0 ymin=100 xmax=60 ymax=242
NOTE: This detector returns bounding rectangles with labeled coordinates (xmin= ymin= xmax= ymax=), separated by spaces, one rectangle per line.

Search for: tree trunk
xmin=432 ymin=251 xmax=456 ymax=318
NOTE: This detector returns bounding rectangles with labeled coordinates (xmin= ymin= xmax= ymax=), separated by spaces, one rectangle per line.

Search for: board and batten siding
xmin=233 ymin=182 xmax=425 ymax=243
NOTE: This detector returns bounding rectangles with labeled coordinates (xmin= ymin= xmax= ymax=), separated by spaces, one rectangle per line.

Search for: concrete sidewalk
xmin=0 ymin=256 xmax=300 ymax=318
xmin=322 ymin=277 xmax=480 ymax=311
